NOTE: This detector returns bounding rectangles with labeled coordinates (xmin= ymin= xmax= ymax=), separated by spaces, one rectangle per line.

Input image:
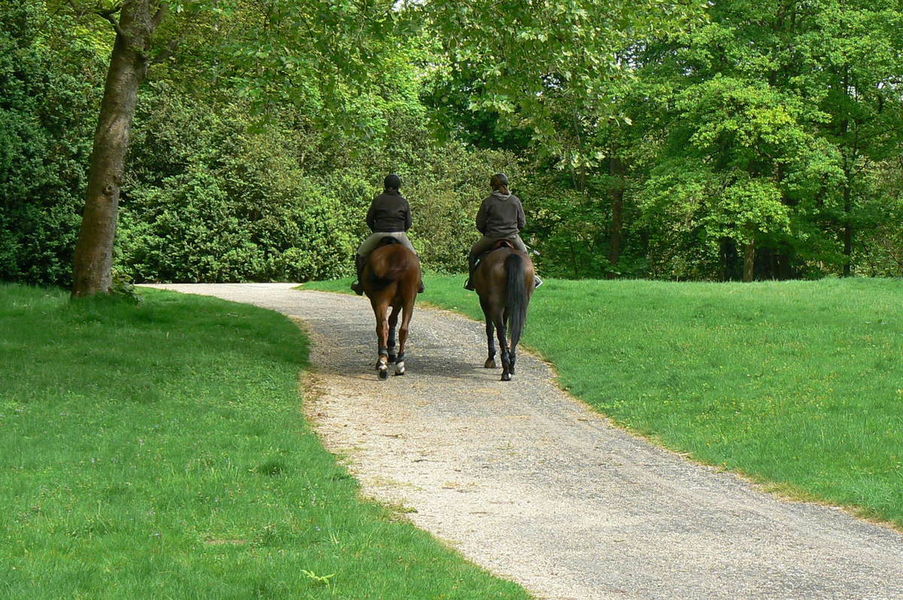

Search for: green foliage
xmin=524 ymin=186 xmax=612 ymax=279
xmin=422 ymin=0 xmax=902 ymax=280
xmin=5 ymin=0 xmax=902 ymax=284
xmin=626 ymin=0 xmax=903 ymax=279
xmin=0 ymin=2 xmax=104 ymax=286
xmin=115 ymin=78 xmax=518 ymax=281
xmin=119 ymin=89 xmax=372 ymax=282
xmin=424 ymin=0 xmax=703 ymax=157
xmin=403 ymin=144 xmax=521 ymax=272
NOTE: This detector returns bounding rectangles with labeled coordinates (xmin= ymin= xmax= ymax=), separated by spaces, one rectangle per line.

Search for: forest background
xmin=2 ymin=0 xmax=901 ymax=289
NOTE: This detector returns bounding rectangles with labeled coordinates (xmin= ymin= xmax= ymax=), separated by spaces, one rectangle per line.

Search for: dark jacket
xmin=476 ymin=191 xmax=525 ymax=238
xmin=367 ymin=191 xmax=412 ymax=233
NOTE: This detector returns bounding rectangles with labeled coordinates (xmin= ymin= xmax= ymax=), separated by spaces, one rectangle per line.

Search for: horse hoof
xmin=500 ymin=372 xmax=512 ymax=381
xmin=394 ymin=361 xmax=406 ymax=376
xmin=484 ymin=359 xmax=496 ymax=369
xmin=378 ymin=369 xmax=389 ymax=380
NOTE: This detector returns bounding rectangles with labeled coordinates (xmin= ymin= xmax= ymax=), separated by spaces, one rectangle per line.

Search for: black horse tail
xmin=505 ymin=252 xmax=528 ymax=349
xmin=369 ymin=238 xmax=406 ymax=290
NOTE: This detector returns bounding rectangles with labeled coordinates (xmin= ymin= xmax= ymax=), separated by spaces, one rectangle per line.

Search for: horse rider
xmin=464 ymin=173 xmax=543 ymax=291
xmin=351 ymin=174 xmax=424 ymax=295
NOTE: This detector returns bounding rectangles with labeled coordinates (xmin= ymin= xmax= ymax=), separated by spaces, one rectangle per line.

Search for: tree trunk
xmin=607 ymin=157 xmax=626 ymax=270
xmin=842 ymin=181 xmax=853 ymax=277
xmin=72 ymin=1 xmax=163 ymax=297
xmin=743 ymin=239 xmax=756 ymax=282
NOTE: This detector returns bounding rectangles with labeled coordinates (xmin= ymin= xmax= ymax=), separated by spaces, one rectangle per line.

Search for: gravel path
xmin=146 ymin=283 xmax=903 ymax=600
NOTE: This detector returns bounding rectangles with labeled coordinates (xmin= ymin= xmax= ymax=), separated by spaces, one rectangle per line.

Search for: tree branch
xmin=151 ymin=2 xmax=169 ymax=29
xmin=96 ymin=3 xmax=128 ymax=40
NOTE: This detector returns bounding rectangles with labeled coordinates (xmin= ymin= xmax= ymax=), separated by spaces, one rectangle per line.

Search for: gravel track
xmin=145 ymin=283 xmax=903 ymax=600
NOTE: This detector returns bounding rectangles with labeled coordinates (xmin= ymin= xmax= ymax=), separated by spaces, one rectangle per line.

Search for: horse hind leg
xmin=375 ymin=302 xmax=390 ymax=380
xmin=480 ymin=297 xmax=496 ymax=368
xmin=496 ymin=318 xmax=512 ymax=381
xmin=394 ymin=297 xmax=415 ymax=376
xmin=484 ymin=318 xmax=496 ymax=368
xmin=500 ymin=351 xmax=512 ymax=381
xmin=387 ymin=304 xmax=401 ymax=363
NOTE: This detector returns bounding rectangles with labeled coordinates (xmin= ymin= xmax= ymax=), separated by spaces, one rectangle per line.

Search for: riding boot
xmin=463 ymin=256 xmax=477 ymax=291
xmin=350 ymin=254 xmax=366 ymax=295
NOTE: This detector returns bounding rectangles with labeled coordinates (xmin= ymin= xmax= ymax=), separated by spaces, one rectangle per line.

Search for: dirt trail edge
xmin=145 ymin=283 xmax=903 ymax=600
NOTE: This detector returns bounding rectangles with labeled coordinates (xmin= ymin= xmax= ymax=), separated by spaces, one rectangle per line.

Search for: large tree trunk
xmin=72 ymin=1 xmax=164 ymax=297
xmin=607 ymin=156 xmax=626 ymax=270
xmin=743 ymin=238 xmax=756 ymax=282
xmin=842 ymin=180 xmax=853 ymax=277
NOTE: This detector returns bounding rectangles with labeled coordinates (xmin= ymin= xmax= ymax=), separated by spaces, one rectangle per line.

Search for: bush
xmin=0 ymin=3 xmax=104 ymax=286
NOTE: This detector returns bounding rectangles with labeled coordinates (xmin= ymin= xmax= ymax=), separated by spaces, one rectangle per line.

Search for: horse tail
xmin=505 ymin=252 xmax=528 ymax=349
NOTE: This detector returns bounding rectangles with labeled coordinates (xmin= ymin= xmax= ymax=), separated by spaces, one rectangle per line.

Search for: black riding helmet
xmin=490 ymin=173 xmax=509 ymax=190
xmin=384 ymin=173 xmax=402 ymax=191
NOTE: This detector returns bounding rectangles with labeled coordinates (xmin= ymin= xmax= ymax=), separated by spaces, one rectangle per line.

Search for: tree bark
xmin=743 ymin=238 xmax=756 ymax=282
xmin=842 ymin=180 xmax=853 ymax=277
xmin=72 ymin=1 xmax=164 ymax=297
xmin=607 ymin=156 xmax=626 ymax=270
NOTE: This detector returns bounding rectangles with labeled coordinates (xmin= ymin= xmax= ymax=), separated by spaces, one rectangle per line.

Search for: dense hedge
xmin=117 ymin=82 xmax=519 ymax=282
xmin=0 ymin=5 xmax=103 ymax=287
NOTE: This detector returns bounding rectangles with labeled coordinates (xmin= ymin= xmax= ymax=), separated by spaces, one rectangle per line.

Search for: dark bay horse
xmin=473 ymin=242 xmax=535 ymax=381
xmin=362 ymin=237 xmax=421 ymax=379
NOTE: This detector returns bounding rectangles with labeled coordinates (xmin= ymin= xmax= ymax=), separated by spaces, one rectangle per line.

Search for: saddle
xmin=473 ymin=239 xmax=516 ymax=271
xmin=377 ymin=235 xmax=402 ymax=247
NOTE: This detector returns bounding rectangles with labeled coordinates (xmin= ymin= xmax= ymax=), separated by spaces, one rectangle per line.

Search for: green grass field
xmin=307 ymin=275 xmax=903 ymax=527
xmin=0 ymin=284 xmax=529 ymax=599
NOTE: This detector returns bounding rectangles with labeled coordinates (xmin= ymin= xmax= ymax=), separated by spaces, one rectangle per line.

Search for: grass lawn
xmin=306 ymin=274 xmax=903 ymax=528
xmin=0 ymin=284 xmax=530 ymax=600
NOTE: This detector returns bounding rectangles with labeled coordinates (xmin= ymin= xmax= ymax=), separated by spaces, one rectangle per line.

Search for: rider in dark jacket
xmin=464 ymin=173 xmax=542 ymax=290
xmin=351 ymin=174 xmax=424 ymax=295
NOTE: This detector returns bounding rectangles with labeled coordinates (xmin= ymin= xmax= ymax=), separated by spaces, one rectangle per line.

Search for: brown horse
xmin=473 ymin=242 xmax=535 ymax=381
xmin=362 ymin=237 xmax=421 ymax=379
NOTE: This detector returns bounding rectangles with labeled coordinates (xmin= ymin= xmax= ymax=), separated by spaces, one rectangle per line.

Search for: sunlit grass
xmin=306 ymin=275 xmax=903 ymax=527
xmin=0 ymin=284 xmax=530 ymax=599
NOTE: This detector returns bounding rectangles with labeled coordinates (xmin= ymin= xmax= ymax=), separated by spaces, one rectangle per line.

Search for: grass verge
xmin=0 ymin=283 xmax=530 ymax=599
xmin=305 ymin=274 xmax=903 ymax=528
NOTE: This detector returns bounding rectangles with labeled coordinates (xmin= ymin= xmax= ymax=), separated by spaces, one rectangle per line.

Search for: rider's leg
xmin=464 ymin=251 xmax=478 ymax=290
xmin=350 ymin=253 xmax=367 ymax=295
xmin=352 ymin=234 xmax=383 ymax=294
xmin=464 ymin=236 xmax=493 ymax=290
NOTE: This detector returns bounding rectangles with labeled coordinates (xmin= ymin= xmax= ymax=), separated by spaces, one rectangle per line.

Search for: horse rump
xmin=367 ymin=238 xmax=408 ymax=290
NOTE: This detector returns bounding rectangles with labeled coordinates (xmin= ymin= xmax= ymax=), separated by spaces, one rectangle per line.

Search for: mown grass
xmin=0 ymin=284 xmax=530 ymax=600
xmin=306 ymin=274 xmax=903 ymax=527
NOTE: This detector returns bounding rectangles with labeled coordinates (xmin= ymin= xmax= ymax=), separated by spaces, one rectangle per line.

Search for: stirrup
xmin=533 ymin=275 xmax=543 ymax=289
xmin=463 ymin=278 xmax=475 ymax=291
xmin=351 ymin=281 xmax=364 ymax=295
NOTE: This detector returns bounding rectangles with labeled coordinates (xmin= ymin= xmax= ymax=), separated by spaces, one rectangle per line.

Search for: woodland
xmin=2 ymin=0 xmax=901 ymax=293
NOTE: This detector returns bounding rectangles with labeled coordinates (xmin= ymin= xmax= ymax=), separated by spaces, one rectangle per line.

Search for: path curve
xmin=146 ymin=283 xmax=903 ymax=600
